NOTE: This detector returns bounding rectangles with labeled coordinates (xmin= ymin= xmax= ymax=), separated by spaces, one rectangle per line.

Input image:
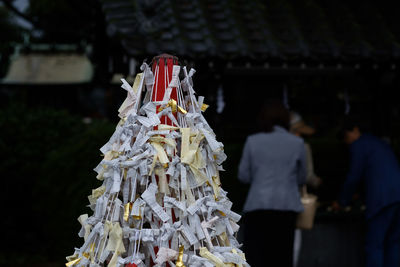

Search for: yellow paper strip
xmin=180 ymin=128 xmax=190 ymax=162
xmin=89 ymin=242 xmax=96 ymax=260
xmin=65 ymin=257 xmax=81 ymax=267
xmin=218 ymin=232 xmax=230 ymax=247
xmin=123 ymin=203 xmax=131 ymax=221
xmin=201 ymin=103 xmax=209 ymax=112
xmin=118 ymin=73 xmax=143 ymax=118
xmin=189 ymin=165 xmax=208 ymax=186
xmin=106 ymin=222 xmax=126 ymax=253
xmin=92 ymin=185 xmax=106 ymax=199
xmin=192 ymin=149 xmax=206 ymax=169
xmin=66 ymin=254 xmax=78 ymax=262
xmin=151 ymin=142 xmax=169 ymax=165
xmin=150 ymin=136 xmax=177 ymax=148
xmin=108 ymin=251 xmax=121 ymax=267
xmin=211 ymin=176 xmax=221 ymax=199
xmin=181 ymin=129 xmax=204 ymax=164
xmin=158 ymin=99 xmax=187 ymax=114
xmin=199 ymin=247 xmax=226 ymax=267
xmin=175 ymin=245 xmax=186 ymax=267
xmin=123 ymin=168 xmax=128 ymax=180
xmin=177 ymin=105 xmax=188 ymax=114
xmin=132 ymin=73 xmax=143 ymax=94
xmin=106 ymin=222 xmax=126 ymax=267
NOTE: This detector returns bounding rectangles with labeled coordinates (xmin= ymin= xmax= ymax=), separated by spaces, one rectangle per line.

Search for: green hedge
xmin=0 ymin=103 xmax=115 ymax=264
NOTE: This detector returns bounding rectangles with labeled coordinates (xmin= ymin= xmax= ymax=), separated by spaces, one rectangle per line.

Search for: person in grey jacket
xmin=238 ymin=100 xmax=307 ymax=267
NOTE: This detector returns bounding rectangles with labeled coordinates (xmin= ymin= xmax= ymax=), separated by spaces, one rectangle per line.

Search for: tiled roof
xmin=101 ymin=0 xmax=400 ymax=61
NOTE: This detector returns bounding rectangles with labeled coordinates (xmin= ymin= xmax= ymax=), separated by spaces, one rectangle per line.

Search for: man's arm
xmin=339 ymin=143 xmax=365 ymax=206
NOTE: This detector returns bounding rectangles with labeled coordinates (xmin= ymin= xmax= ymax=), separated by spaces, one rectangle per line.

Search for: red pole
xmin=149 ymin=54 xmax=179 ymax=267
xmin=151 ymin=54 xmax=179 ymax=126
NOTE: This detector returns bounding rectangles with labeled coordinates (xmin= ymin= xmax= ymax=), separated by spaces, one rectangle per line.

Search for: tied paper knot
xmin=106 ymin=222 xmax=126 ymax=267
xmin=201 ymin=216 xmax=219 ymax=249
xmin=154 ymin=247 xmax=184 ymax=265
xmin=118 ymin=75 xmax=143 ymax=119
xmin=158 ymin=99 xmax=187 ymax=114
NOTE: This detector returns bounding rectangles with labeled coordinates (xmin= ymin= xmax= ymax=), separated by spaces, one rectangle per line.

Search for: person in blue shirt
xmin=335 ymin=119 xmax=400 ymax=267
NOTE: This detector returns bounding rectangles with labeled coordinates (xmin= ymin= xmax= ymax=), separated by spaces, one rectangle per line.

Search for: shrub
xmin=0 ymin=103 xmax=114 ymax=264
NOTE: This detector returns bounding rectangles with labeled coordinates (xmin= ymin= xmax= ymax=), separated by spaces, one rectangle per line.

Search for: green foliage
xmin=0 ymin=103 xmax=115 ymax=263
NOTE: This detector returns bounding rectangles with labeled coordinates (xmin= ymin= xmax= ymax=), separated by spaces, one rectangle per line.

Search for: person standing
xmin=290 ymin=112 xmax=322 ymax=188
xmin=238 ymin=100 xmax=307 ymax=267
xmin=290 ymin=112 xmax=322 ymax=267
xmin=334 ymin=119 xmax=400 ymax=267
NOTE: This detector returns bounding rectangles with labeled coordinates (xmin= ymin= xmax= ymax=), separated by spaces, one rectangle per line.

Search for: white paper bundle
xmin=66 ymin=60 xmax=249 ymax=267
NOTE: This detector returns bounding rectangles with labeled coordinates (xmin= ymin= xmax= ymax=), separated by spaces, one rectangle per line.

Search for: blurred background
xmin=1 ymin=0 xmax=400 ymax=266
